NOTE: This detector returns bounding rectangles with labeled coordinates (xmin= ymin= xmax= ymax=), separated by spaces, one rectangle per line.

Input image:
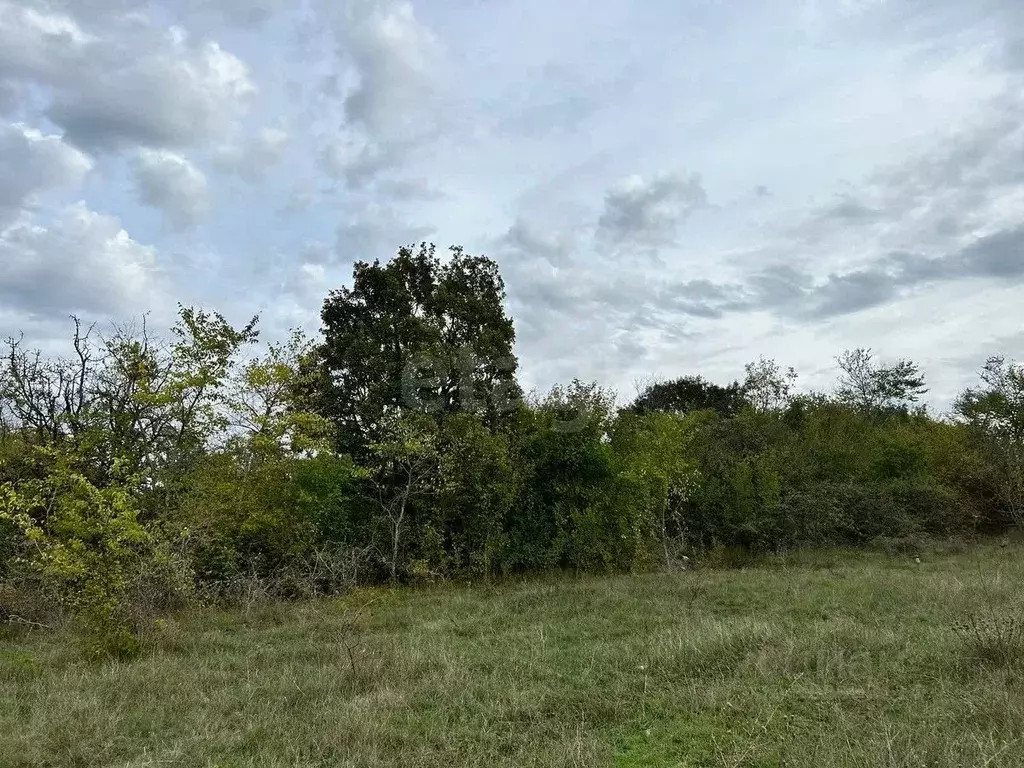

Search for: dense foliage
xmin=2 ymin=244 xmax=1022 ymax=654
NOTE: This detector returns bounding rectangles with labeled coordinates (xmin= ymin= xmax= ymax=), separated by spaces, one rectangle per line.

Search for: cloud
xmin=213 ymin=126 xmax=289 ymax=181
xmin=740 ymin=226 xmax=1024 ymax=320
xmin=51 ymin=34 xmax=255 ymax=151
xmin=0 ymin=202 xmax=160 ymax=318
xmin=0 ymin=3 xmax=255 ymax=152
xmin=0 ymin=122 xmax=92 ymax=224
xmin=311 ymin=0 xmax=445 ymax=190
xmin=131 ymin=148 xmax=210 ymax=228
xmin=335 ymin=212 xmax=434 ymax=264
xmin=0 ymin=79 xmax=21 ymax=115
xmin=335 ymin=0 xmax=440 ymax=143
xmin=802 ymin=268 xmax=899 ymax=318
xmin=176 ymin=0 xmax=288 ymax=29
xmin=490 ymin=62 xmax=633 ymax=140
xmin=4 ymin=0 xmax=1024 ymax=411
xmin=0 ymin=0 xmax=93 ymax=83
xmin=321 ymin=135 xmax=390 ymax=187
xmin=596 ymin=172 xmax=708 ymax=249
xmin=501 ymin=217 xmax=575 ymax=268
xmin=956 ymin=225 xmax=1024 ymax=278
xmin=817 ymin=194 xmax=883 ymax=224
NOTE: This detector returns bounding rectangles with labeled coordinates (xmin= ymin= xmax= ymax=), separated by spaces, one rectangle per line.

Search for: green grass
xmin=3 ymin=543 xmax=1024 ymax=767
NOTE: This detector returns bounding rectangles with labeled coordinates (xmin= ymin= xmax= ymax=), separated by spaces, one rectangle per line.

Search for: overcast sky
xmin=2 ymin=0 xmax=1022 ymax=410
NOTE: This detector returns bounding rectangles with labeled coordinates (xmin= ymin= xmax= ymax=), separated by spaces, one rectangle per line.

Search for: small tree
xmin=955 ymin=356 xmax=1024 ymax=527
xmin=225 ymin=329 xmax=334 ymax=457
xmin=367 ymin=414 xmax=438 ymax=581
xmin=835 ymin=348 xmax=927 ymax=413
xmin=436 ymin=413 xmax=518 ymax=580
xmin=611 ymin=411 xmax=698 ymax=568
xmin=742 ymin=357 xmax=798 ymax=412
xmin=0 ymin=308 xmax=258 ymax=490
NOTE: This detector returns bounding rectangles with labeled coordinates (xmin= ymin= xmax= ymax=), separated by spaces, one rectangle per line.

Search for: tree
xmin=955 ymin=356 xmax=1024 ymax=443
xmin=955 ymin=356 xmax=1024 ymax=527
xmin=834 ymin=348 xmax=927 ymax=413
xmin=224 ymin=329 xmax=333 ymax=457
xmin=366 ymin=413 xmax=439 ymax=581
xmin=611 ymin=411 xmax=698 ymax=568
xmin=0 ymin=308 xmax=258 ymax=490
xmin=435 ymin=413 xmax=519 ymax=579
xmin=628 ymin=375 xmax=746 ymax=418
xmin=1 ymin=318 xmax=96 ymax=444
xmin=742 ymin=357 xmax=798 ymax=412
xmin=0 ymin=307 xmax=258 ymax=652
xmin=510 ymin=381 xmax=633 ymax=571
xmin=1 ymin=460 xmax=152 ymax=657
xmin=173 ymin=330 xmax=360 ymax=587
xmin=312 ymin=243 xmax=520 ymax=457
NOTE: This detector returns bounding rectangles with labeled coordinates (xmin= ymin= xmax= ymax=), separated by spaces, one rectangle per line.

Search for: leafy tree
xmin=628 ymin=375 xmax=747 ymax=418
xmin=511 ymin=381 xmax=636 ymax=570
xmin=435 ymin=413 xmax=519 ymax=579
xmin=955 ymin=356 xmax=1024 ymax=527
xmin=0 ymin=308 xmax=258 ymax=490
xmin=742 ymin=357 xmax=798 ymax=412
xmin=834 ymin=348 xmax=927 ymax=413
xmin=366 ymin=413 xmax=439 ymax=581
xmin=174 ymin=332 xmax=361 ymax=588
xmin=611 ymin=411 xmax=698 ymax=567
xmin=224 ymin=329 xmax=333 ymax=457
xmin=955 ymin=356 xmax=1024 ymax=442
xmin=312 ymin=243 xmax=520 ymax=457
xmin=0 ymin=307 xmax=257 ymax=651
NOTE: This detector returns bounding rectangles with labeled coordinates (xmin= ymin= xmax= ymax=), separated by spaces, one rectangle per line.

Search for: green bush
xmin=0 ymin=464 xmax=156 ymax=657
xmin=176 ymin=450 xmax=362 ymax=588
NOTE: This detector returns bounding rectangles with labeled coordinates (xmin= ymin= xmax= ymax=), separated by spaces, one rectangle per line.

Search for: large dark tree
xmin=312 ymin=243 xmax=520 ymax=456
xmin=628 ymin=375 xmax=747 ymax=419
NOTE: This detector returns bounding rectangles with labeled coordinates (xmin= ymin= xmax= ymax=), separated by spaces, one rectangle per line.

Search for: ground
xmin=2 ymin=543 xmax=1023 ymax=767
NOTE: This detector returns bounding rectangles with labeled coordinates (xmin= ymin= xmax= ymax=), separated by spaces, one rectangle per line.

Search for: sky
xmin=1 ymin=0 xmax=1023 ymax=411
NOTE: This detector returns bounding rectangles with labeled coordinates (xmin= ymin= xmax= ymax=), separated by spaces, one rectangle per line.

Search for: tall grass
xmin=2 ymin=542 xmax=1023 ymax=767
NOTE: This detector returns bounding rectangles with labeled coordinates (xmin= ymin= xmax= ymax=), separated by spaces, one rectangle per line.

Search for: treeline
xmin=2 ymin=243 xmax=1023 ymax=655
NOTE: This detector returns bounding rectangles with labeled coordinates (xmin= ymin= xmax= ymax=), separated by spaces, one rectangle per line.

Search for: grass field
xmin=2 ymin=543 xmax=1024 ymax=767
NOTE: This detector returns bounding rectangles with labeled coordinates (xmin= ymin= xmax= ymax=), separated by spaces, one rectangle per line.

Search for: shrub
xmin=0 ymin=466 xmax=154 ymax=657
xmin=175 ymin=451 xmax=362 ymax=587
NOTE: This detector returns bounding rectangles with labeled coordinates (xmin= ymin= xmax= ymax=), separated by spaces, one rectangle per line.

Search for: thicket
xmin=2 ymin=243 xmax=1022 ymax=654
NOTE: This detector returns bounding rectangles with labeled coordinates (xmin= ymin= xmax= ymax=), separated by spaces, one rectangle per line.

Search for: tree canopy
xmin=310 ymin=243 xmax=519 ymax=456
xmin=628 ymin=375 xmax=747 ymax=418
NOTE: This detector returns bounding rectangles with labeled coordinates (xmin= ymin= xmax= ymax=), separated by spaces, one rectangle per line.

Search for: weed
xmin=954 ymin=612 xmax=1024 ymax=669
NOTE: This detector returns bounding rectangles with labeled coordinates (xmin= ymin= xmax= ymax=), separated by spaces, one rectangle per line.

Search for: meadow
xmin=3 ymin=541 xmax=1023 ymax=767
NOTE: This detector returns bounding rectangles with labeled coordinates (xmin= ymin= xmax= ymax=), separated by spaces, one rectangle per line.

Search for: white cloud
xmin=0 ymin=1 xmax=94 ymax=82
xmin=51 ymin=32 xmax=256 ymax=150
xmin=0 ymin=122 xmax=92 ymax=223
xmin=0 ymin=3 xmax=255 ymax=151
xmin=309 ymin=0 xmax=445 ymax=190
xmin=334 ymin=0 xmax=441 ymax=142
xmin=131 ymin=148 xmax=210 ymax=228
xmin=0 ymin=202 xmax=160 ymax=317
